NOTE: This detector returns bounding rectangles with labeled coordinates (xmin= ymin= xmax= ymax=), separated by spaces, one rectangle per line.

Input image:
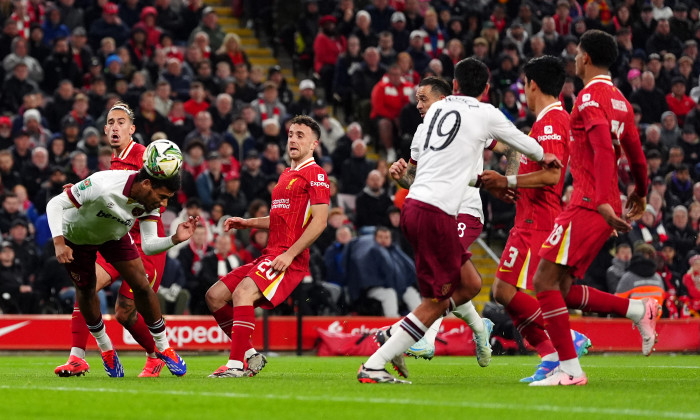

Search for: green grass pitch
xmin=1 ymin=354 xmax=699 ymax=420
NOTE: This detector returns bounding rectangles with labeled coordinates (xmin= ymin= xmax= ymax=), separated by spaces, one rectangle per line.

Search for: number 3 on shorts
xmin=546 ymin=223 xmax=564 ymax=246
xmin=502 ymin=246 xmax=518 ymax=268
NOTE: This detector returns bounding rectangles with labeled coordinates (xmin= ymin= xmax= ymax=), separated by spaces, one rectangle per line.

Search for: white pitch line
xmin=436 ymin=361 xmax=700 ymax=369
xmin=0 ymin=385 xmax=698 ymax=419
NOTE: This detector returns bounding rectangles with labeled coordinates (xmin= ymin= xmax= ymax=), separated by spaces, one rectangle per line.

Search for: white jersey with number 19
xmin=407 ymin=95 xmax=546 ymax=216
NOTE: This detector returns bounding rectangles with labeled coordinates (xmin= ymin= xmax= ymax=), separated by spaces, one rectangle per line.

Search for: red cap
xmin=0 ymin=116 xmax=11 ymax=126
xmin=225 ymin=170 xmax=240 ymax=181
xmin=140 ymin=6 xmax=157 ymax=19
xmin=319 ymin=15 xmax=337 ymax=26
xmin=103 ymin=2 xmax=118 ymax=14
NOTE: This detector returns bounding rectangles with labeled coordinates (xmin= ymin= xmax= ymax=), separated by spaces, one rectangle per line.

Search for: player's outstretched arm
xmin=487 ymin=108 xmax=545 ymax=162
xmin=140 ymin=216 xmax=201 ymax=255
xmin=269 ymin=204 xmax=329 ymax=273
xmin=224 ymin=216 xmax=271 ymax=232
xmin=390 ymin=158 xmax=417 ymax=189
xmin=619 ymin=122 xmax=648 ymax=221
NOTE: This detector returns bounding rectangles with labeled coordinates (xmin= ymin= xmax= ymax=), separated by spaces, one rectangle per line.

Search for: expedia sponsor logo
xmin=271 ymin=198 xmax=290 ymax=210
xmin=537 ymin=133 xmax=562 ymax=141
xmin=310 ymin=181 xmax=330 ymax=188
xmin=96 ymin=210 xmax=134 ymax=227
xmin=578 ymin=100 xmax=599 ymax=111
xmin=124 ymin=325 xmax=231 ymax=346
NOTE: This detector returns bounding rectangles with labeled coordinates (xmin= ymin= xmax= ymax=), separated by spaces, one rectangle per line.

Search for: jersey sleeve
xmin=138 ymin=209 xmax=161 ymax=222
xmin=578 ymin=90 xmax=609 ymax=130
xmin=409 ymin=124 xmax=425 ymax=164
xmin=306 ymin=166 xmax=331 ymax=205
xmin=486 ymin=106 xmax=544 ymax=162
xmin=539 ymin=119 xmax=568 ymax=161
xmin=67 ymin=175 xmax=103 ymax=208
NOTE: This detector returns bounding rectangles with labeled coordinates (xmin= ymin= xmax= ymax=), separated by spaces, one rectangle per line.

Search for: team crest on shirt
xmin=544 ymin=125 xmax=553 ymax=134
xmin=132 ymin=207 xmax=145 ymax=216
xmin=441 ymin=284 xmax=452 ymax=295
xmin=70 ymin=272 xmax=80 ymax=282
xmin=317 ymin=173 xmax=325 ymax=181
xmin=286 ymin=178 xmax=298 ymax=190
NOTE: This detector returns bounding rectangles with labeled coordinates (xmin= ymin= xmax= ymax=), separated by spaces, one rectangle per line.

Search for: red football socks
xmin=565 ymin=285 xmax=629 ymax=317
xmin=71 ymin=303 xmax=89 ymax=351
xmin=537 ymin=290 xmax=577 ymax=361
xmin=506 ymin=291 xmax=557 ymax=357
xmin=213 ymin=305 xmax=234 ymax=336
xmin=229 ymin=306 xmax=255 ymax=362
xmin=126 ymin=313 xmax=156 ymax=354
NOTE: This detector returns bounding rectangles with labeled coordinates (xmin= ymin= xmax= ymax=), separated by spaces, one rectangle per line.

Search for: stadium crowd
xmin=1 ymin=0 xmax=700 ymax=319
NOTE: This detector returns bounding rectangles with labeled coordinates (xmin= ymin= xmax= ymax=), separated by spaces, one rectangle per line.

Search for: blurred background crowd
xmin=0 ymin=0 xmax=699 ymax=320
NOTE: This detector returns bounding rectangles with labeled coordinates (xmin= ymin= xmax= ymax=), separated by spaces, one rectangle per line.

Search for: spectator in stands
xmin=289 ymin=79 xmax=316 ymax=118
xmin=184 ymin=111 xmax=222 ymax=153
xmin=377 ymin=30 xmax=397 ymax=66
xmin=0 ymin=241 xmax=38 ymax=313
xmin=223 ymin=114 xmax=254 ymax=161
xmin=88 ymin=2 xmax=128 ymax=51
xmin=666 ymin=77 xmax=695 ymax=126
xmin=28 ymin=23 xmax=50 ymax=65
xmin=189 ymin=6 xmax=225 ymax=52
xmin=682 ymin=254 xmax=700 ymax=311
xmin=312 ymin=99 xmax=344 ymax=154
xmin=631 ymin=71 xmax=669 ymax=126
xmin=406 ymin=30 xmax=431 ymax=74
xmin=667 ymin=164 xmax=693 ymax=206
xmin=7 ymin=218 xmax=40 ymax=282
xmin=2 ymin=62 xmax=38 ymax=114
xmin=177 ymin=224 xmax=212 ymax=298
xmin=209 ymin=93 xmax=235 ymax=134
xmin=389 ymin=11 xmax=409 ymax=53
xmin=133 ymin=90 xmax=170 ymax=144
xmin=421 ymin=8 xmax=446 ymax=60
xmin=42 ymin=5 xmax=69 ymax=47
xmin=606 ymin=243 xmax=632 ymax=293
xmin=214 ymin=33 xmax=249 ymax=73
xmin=162 ymin=58 xmax=192 ymax=101
xmin=646 ymin=19 xmax=683 ymax=57
xmin=183 ymin=81 xmax=210 ymax=118
xmin=20 ymin=146 xmax=50 ymax=199
xmin=340 ymin=139 xmax=372 ymax=195
xmin=58 ymin=0 xmax=84 ymax=31
xmin=154 ymin=0 xmax=184 ymax=42
xmin=45 ymin=81 xmax=75 ymax=133
xmin=240 ymin=150 xmax=266 ymax=202
xmin=64 ymin=150 xmax=90 ymax=184
xmin=194 ymin=151 xmax=223 ymax=212
xmin=680 ymin=128 xmax=700 ymax=173
xmin=22 ymin=109 xmax=49 ymax=147
xmin=154 ymin=80 xmax=173 ymax=117
xmin=315 ymin=15 xmax=347 ymax=103
xmin=628 ymin=204 xmax=667 ymax=250
xmin=402 ymin=0 xmax=423 ymax=32
xmin=346 ymin=226 xmax=419 ymax=317
xmin=246 ymin=228 xmax=268 ymax=260
xmin=365 ymin=0 xmax=394 ymax=34
xmin=76 ymin=127 xmax=100 ymax=170
xmin=370 ymin=64 xmax=411 ymax=126
xmin=352 ymin=10 xmax=378 ymax=51
xmin=355 ymin=169 xmax=392 ymax=230
xmin=667 ymin=205 xmax=697 ymax=259
xmin=32 ymin=165 xmax=65 ymax=215
xmin=157 ymin=255 xmax=189 ymax=315
xmin=0 ymin=192 xmax=27 ymax=235
xmin=198 ymin=232 xmax=244 ymax=297
xmin=219 ymin=169 xmax=247 ymax=218
xmin=3 ymin=37 xmax=42 ymax=84
xmin=251 ymin=81 xmax=287 ymax=126
xmin=133 ymin=6 xmax=162 ymax=49
xmin=10 ymin=130 xmax=32 ymax=172
xmin=660 ymin=111 xmax=681 ymax=148
xmin=615 ymin=243 xmax=666 ymax=307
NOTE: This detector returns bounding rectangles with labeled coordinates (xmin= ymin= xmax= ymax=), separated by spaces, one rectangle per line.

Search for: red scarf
xmin=259 ymin=102 xmax=280 ymax=121
xmin=423 ymin=30 xmax=445 ymax=59
xmin=228 ymin=51 xmax=245 ymax=66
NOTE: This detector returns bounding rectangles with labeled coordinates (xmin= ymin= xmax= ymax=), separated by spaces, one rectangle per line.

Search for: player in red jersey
xmin=55 ymin=102 xmax=170 ymax=378
xmin=479 ymin=56 xmax=596 ymax=383
xmin=206 ymin=115 xmax=330 ymax=377
xmin=530 ymin=30 xmax=659 ymax=386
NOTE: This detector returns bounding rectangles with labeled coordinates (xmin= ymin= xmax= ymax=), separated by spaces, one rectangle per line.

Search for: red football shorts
xmin=496 ymin=227 xmax=551 ymax=290
xmin=64 ymin=234 xmax=140 ymax=288
xmin=401 ymin=198 xmax=469 ymax=301
xmin=538 ymin=205 xmax=613 ymax=279
xmin=220 ymin=254 xmax=307 ymax=309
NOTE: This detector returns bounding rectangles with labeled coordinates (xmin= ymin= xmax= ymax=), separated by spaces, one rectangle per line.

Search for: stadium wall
xmin=0 ymin=315 xmax=698 ymax=353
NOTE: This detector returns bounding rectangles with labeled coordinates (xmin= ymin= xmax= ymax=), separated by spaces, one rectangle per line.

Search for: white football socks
xmin=452 ymin=301 xmax=485 ymax=334
xmin=70 ymin=347 xmax=86 ymax=359
xmin=626 ymin=299 xmax=646 ymax=323
xmin=365 ymin=313 xmax=428 ymax=370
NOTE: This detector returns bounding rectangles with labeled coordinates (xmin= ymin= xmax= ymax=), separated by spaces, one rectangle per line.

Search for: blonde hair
xmin=218 ymin=33 xmax=242 ymax=55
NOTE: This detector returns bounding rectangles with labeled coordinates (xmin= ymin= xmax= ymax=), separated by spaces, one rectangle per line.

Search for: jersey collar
xmin=584 ymin=75 xmax=613 ymax=89
xmin=292 ymin=157 xmax=316 ymax=171
xmin=536 ymin=101 xmax=564 ymax=122
xmin=122 ymin=172 xmax=138 ymax=197
xmin=117 ymin=139 xmax=135 ymax=160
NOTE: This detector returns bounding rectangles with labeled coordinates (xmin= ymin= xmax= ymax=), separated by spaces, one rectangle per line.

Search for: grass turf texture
xmin=1 ymin=354 xmax=699 ymax=419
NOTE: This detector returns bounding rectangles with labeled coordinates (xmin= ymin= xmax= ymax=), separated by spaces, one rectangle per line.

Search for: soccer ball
xmin=143 ymin=139 xmax=183 ymax=179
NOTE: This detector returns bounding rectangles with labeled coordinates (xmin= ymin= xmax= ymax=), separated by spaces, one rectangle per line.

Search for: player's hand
xmin=389 ymin=159 xmax=408 ymax=181
xmin=270 ymin=251 xmax=294 ymax=273
xmin=224 ymin=217 xmax=249 ymax=231
xmin=62 ymin=183 xmax=74 ymax=191
xmin=55 ymin=243 xmax=74 ymax=264
xmin=173 ymin=216 xmax=200 ymax=243
xmin=597 ymin=203 xmax=632 ymax=233
xmin=539 ymin=153 xmax=563 ymax=169
xmin=480 ymin=170 xmax=508 ymax=190
xmin=625 ymin=190 xmax=646 ymax=221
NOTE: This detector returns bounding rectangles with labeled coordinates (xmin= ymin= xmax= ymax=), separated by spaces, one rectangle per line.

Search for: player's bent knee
xmin=232 ymin=278 xmax=262 ymax=307
xmin=114 ymin=296 xmax=136 ymax=326
xmin=205 ymin=283 xmax=230 ymax=311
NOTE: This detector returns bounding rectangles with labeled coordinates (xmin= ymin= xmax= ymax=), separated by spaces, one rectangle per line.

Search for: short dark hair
xmin=135 ymin=167 xmax=181 ymax=192
xmin=579 ymin=29 xmax=618 ymax=69
xmin=453 ymin=58 xmax=490 ymax=97
xmin=289 ymin=115 xmax=321 ymax=141
xmin=419 ymin=76 xmax=451 ymax=97
xmin=523 ymin=55 xmax=566 ymax=97
xmin=374 ymin=226 xmax=391 ymax=237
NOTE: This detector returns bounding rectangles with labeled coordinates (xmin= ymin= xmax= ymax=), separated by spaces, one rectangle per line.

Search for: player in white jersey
xmin=358 ymin=58 xmax=562 ymax=383
xmin=47 ymin=169 xmax=198 ymax=377
xmin=380 ymin=77 xmax=496 ymax=375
